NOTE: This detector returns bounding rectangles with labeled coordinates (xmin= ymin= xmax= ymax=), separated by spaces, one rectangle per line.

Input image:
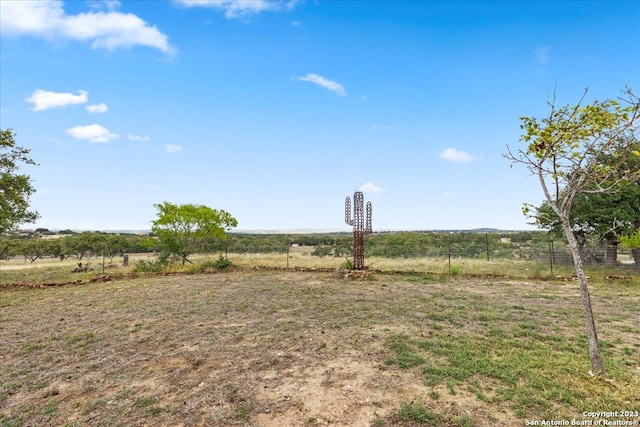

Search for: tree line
xmin=0 ymin=229 xmax=594 ymax=263
xmin=0 ymin=231 xmax=156 ymax=264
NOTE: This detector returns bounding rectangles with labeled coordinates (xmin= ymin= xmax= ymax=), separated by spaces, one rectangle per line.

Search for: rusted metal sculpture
xmin=345 ymin=191 xmax=372 ymax=270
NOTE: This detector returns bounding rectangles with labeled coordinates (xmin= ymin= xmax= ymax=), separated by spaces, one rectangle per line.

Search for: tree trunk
xmin=605 ymin=244 xmax=617 ymax=266
xmin=603 ymin=233 xmax=619 ymax=266
xmin=632 ymin=249 xmax=640 ymax=269
xmin=560 ymin=216 xmax=605 ymax=375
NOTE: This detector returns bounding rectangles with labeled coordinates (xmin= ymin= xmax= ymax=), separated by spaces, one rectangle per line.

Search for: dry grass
xmin=1 ymin=267 xmax=639 ymax=426
xmin=230 ymin=251 xmax=601 ymax=279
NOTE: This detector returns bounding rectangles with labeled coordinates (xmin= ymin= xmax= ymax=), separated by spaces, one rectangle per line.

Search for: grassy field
xmin=1 ymin=257 xmax=639 ymax=426
xmin=0 ymin=246 xmax=636 ymax=286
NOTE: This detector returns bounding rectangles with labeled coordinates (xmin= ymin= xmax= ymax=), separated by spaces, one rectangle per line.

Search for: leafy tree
xmin=151 ymin=202 xmax=238 ymax=265
xmin=0 ymin=237 xmax=15 ymax=260
xmin=311 ymin=245 xmax=332 ymax=257
xmin=504 ymin=87 xmax=640 ymax=375
xmin=62 ymin=232 xmax=104 ymax=261
xmin=16 ymin=238 xmax=48 ymax=263
xmin=535 ymin=135 xmax=640 ymax=265
xmin=620 ymin=228 xmax=640 ymax=266
xmin=45 ymin=238 xmax=68 ymax=261
xmin=1 ymin=129 xmax=38 ymax=232
xmin=103 ymin=234 xmax=130 ymax=263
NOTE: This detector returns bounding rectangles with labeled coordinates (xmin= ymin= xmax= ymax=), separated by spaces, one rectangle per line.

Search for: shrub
xmin=620 ymin=228 xmax=640 ymax=249
xmin=190 ymin=255 xmax=233 ymax=273
xmin=311 ymin=245 xmax=332 ymax=257
xmin=341 ymin=258 xmax=355 ymax=270
xmin=450 ymin=265 xmax=463 ymax=276
xmin=132 ymin=254 xmax=169 ymax=273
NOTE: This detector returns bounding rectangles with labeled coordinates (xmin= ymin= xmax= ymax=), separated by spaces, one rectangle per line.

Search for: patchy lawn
xmin=1 ymin=271 xmax=638 ymax=426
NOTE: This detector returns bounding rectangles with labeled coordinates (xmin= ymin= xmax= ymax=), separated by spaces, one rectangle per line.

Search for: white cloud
xmin=26 ymin=89 xmax=88 ymax=111
xmin=534 ymin=46 xmax=551 ymax=64
xmin=86 ymin=103 xmax=108 ymax=113
xmin=0 ymin=0 xmax=175 ymax=54
xmin=296 ymin=73 xmax=346 ymax=96
xmin=358 ymin=182 xmax=385 ymax=195
xmin=127 ymin=133 xmax=150 ymax=141
xmin=165 ymin=144 xmax=183 ymax=153
xmin=174 ymin=0 xmax=296 ymax=19
xmin=439 ymin=148 xmax=476 ymax=163
xmin=66 ymin=124 xmax=119 ymax=143
xmin=88 ymin=0 xmax=122 ymax=11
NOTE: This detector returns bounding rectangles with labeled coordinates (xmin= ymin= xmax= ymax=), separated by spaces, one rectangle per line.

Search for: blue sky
xmin=1 ymin=0 xmax=639 ymax=231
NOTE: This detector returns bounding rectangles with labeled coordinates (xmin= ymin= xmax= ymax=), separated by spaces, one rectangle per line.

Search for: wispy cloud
xmin=26 ymin=89 xmax=88 ymax=111
xmin=296 ymin=73 xmax=346 ymax=96
xmin=0 ymin=0 xmax=175 ymax=54
xmin=66 ymin=124 xmax=119 ymax=143
xmin=534 ymin=46 xmax=551 ymax=64
xmin=86 ymin=103 xmax=108 ymax=113
xmin=165 ymin=144 xmax=183 ymax=153
xmin=358 ymin=181 xmax=385 ymax=195
xmin=127 ymin=134 xmax=150 ymax=142
xmin=439 ymin=148 xmax=476 ymax=163
xmin=174 ymin=0 xmax=296 ymax=19
xmin=88 ymin=0 xmax=122 ymax=11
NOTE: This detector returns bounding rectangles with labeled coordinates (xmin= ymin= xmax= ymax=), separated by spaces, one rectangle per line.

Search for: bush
xmin=190 ymin=256 xmax=233 ymax=273
xmin=620 ymin=228 xmax=640 ymax=249
xmin=311 ymin=245 xmax=332 ymax=257
xmin=132 ymin=254 xmax=169 ymax=273
xmin=341 ymin=258 xmax=355 ymax=270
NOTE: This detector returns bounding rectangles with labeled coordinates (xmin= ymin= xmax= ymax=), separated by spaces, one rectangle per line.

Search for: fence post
xmin=485 ymin=233 xmax=490 ymax=261
xmin=286 ymin=243 xmax=290 ymax=271
xmin=549 ymin=240 xmax=554 ymax=276
xmin=448 ymin=240 xmax=451 ymax=274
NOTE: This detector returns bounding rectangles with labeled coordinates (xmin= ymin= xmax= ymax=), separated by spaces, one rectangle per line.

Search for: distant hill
xmin=18 ymin=227 xmax=533 ymax=235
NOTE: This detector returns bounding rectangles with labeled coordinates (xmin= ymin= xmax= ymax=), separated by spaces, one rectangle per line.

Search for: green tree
xmin=16 ymin=238 xmax=48 ymax=263
xmin=151 ymin=202 xmax=237 ymax=265
xmin=103 ymin=234 xmax=130 ymax=263
xmin=0 ymin=237 xmax=15 ymax=260
xmin=620 ymin=228 xmax=640 ymax=266
xmin=504 ymin=87 xmax=640 ymax=375
xmin=62 ymin=232 xmax=104 ymax=261
xmin=1 ymin=129 xmax=38 ymax=232
xmin=535 ymin=135 xmax=640 ymax=265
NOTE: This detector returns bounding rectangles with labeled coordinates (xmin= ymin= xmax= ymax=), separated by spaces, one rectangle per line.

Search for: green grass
xmin=384 ymin=323 xmax=639 ymax=420
xmin=390 ymin=400 xmax=475 ymax=426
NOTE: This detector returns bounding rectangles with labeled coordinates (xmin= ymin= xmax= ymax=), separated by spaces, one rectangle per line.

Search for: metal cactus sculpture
xmin=345 ymin=191 xmax=372 ymax=270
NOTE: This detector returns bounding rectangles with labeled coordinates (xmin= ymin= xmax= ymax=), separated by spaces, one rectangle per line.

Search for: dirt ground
xmin=1 ymin=271 xmax=638 ymax=426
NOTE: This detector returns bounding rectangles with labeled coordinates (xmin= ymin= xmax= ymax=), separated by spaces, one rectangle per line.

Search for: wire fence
xmin=225 ymin=238 xmax=640 ymax=277
xmin=2 ymin=233 xmax=638 ymax=279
